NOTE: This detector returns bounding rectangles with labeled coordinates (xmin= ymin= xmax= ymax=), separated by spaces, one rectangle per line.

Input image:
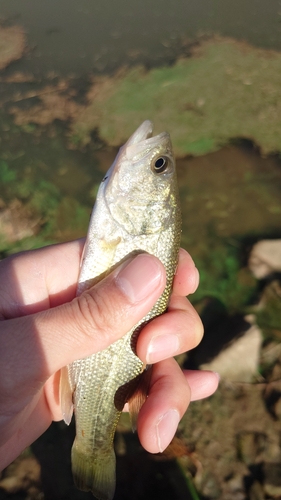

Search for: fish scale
xmin=60 ymin=120 xmax=181 ymax=500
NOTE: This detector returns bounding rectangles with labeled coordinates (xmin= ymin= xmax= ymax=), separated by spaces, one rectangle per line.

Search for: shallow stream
xmin=1 ymin=2 xmax=281 ymax=499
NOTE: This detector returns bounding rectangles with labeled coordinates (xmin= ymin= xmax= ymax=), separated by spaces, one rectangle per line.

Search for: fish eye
xmin=153 ymin=156 xmax=169 ymax=174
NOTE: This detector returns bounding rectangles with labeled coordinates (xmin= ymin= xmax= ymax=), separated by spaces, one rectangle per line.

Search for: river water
xmin=1 ymin=3 xmax=281 ymax=500
xmin=0 ymin=1 xmax=280 ymax=277
xmin=0 ymin=0 xmax=280 ymax=75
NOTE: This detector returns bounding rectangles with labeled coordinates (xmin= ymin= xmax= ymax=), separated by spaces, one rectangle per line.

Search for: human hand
xmin=0 ymin=241 xmax=218 ymax=470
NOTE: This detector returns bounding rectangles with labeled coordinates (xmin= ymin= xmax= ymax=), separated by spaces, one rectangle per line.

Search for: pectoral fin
xmin=59 ymin=365 xmax=73 ymax=425
xmin=128 ymin=365 xmax=152 ymax=431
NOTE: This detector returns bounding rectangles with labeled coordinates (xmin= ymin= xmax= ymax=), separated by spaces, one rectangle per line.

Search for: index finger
xmin=0 ymin=239 xmax=85 ymax=318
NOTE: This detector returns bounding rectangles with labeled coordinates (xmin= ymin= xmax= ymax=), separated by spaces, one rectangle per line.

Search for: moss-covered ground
xmin=70 ymin=37 xmax=281 ymax=157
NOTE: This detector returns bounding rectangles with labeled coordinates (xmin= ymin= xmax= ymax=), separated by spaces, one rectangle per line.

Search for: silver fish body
xmin=60 ymin=120 xmax=181 ymax=500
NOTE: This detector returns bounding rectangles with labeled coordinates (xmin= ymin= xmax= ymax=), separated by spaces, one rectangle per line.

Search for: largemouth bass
xmin=60 ymin=120 xmax=181 ymax=500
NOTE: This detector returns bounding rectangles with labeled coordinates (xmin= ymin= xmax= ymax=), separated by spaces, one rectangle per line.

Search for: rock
xmin=200 ymin=323 xmax=262 ymax=382
xmin=260 ymin=341 xmax=281 ymax=370
xmin=0 ymin=25 xmax=26 ymax=70
xmin=248 ymin=239 xmax=281 ymax=279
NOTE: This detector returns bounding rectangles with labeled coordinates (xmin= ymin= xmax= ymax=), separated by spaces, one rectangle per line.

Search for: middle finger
xmin=136 ymin=295 xmax=203 ymax=364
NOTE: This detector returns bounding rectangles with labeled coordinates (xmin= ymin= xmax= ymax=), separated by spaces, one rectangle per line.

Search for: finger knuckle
xmin=73 ymin=285 xmax=118 ymax=342
xmin=182 ymin=307 xmax=204 ymax=348
xmin=194 ymin=313 xmax=204 ymax=346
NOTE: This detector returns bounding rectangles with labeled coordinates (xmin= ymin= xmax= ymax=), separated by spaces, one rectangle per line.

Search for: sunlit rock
xmin=0 ymin=25 xmax=26 ymax=70
xmin=200 ymin=322 xmax=262 ymax=382
xmin=249 ymin=239 xmax=281 ymax=279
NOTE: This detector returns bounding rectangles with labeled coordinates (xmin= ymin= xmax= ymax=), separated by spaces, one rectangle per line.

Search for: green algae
xmin=71 ymin=37 xmax=281 ymax=157
xmin=0 ymin=160 xmax=90 ymax=257
xmin=0 ymin=161 xmax=17 ymax=184
xmin=191 ymin=243 xmax=257 ymax=315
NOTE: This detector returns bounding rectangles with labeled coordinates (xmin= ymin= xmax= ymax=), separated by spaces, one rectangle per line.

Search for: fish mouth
xmin=125 ymin=120 xmax=170 ymax=161
xmin=126 ymin=120 xmax=153 ymax=146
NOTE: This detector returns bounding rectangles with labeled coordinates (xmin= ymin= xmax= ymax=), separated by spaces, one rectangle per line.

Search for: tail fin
xmin=71 ymin=441 xmax=116 ymax=500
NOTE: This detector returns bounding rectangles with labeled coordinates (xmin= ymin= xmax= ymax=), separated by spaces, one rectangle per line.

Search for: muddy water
xmin=177 ymin=143 xmax=281 ymax=256
xmin=0 ymin=0 xmax=280 ymax=75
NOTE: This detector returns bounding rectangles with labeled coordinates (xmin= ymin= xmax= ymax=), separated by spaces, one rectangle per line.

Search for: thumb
xmin=0 ymin=254 xmax=165 ymax=393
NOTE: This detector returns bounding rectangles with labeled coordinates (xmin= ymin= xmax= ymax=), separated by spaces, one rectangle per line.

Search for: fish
xmin=60 ymin=120 xmax=181 ymax=500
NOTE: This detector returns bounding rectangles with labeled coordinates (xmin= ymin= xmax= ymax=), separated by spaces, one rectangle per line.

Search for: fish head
xmin=102 ymin=121 xmax=179 ymax=235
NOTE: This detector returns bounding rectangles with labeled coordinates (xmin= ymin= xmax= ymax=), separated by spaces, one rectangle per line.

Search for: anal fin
xmin=128 ymin=365 xmax=152 ymax=431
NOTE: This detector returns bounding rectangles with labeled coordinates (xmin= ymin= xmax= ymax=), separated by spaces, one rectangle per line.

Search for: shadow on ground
xmin=27 ymin=421 xmax=195 ymax=500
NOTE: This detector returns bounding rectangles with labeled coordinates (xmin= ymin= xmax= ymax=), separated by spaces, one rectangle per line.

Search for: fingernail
xmin=147 ymin=334 xmax=179 ymax=363
xmin=156 ymin=409 xmax=180 ymax=453
xmin=115 ymin=254 xmax=163 ymax=303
